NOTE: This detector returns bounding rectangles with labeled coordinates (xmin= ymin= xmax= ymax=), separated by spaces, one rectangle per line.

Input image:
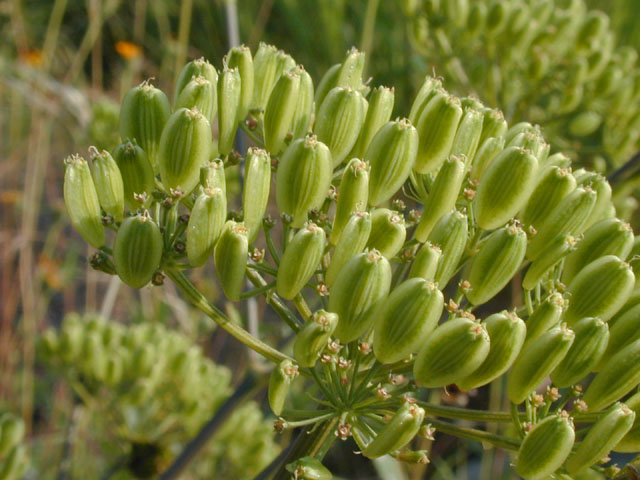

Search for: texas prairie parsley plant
xmin=63 ymin=44 xmax=640 ymax=479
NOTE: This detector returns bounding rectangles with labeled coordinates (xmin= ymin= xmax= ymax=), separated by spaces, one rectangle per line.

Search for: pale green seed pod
xmin=330 ymin=158 xmax=369 ymax=245
xmin=351 ymin=86 xmax=395 ymax=158
xmin=466 ymin=2 xmax=487 ymax=34
xmin=315 ymin=86 xmax=366 ymax=168
xmin=293 ymin=310 xmax=338 ymax=368
xmin=120 ymin=80 xmax=171 ymax=169
xmin=467 ymin=223 xmax=527 ymax=305
xmin=335 ymin=47 xmax=366 ymax=92
xmin=268 ymin=359 xmax=298 ymax=416
xmin=329 ymin=250 xmax=392 ymax=343
xmin=186 ymin=187 xmax=226 ymax=267
xmin=569 ymin=111 xmax=602 ymax=137
xmin=276 ymin=222 xmax=326 ymax=300
xmin=326 ymin=211 xmax=371 ymax=287
xmin=507 ymin=325 xmax=575 ymax=404
xmin=599 ymin=302 xmax=640 ymax=371
xmin=450 ymin=107 xmax=484 ymax=165
xmin=474 ymin=146 xmax=538 ymax=230
xmin=200 ymin=158 xmax=226 ymax=194
xmin=469 ymin=136 xmax=505 ymax=181
xmin=429 ymin=210 xmax=468 ymax=287
xmin=409 ymin=242 xmax=442 ymax=282
xmin=276 ymin=136 xmax=332 ymax=228
xmin=414 ymin=156 xmax=465 ymax=242
xmin=242 ymin=148 xmax=271 ymax=243
xmin=112 ymin=141 xmax=155 ymax=211
xmin=367 ymin=119 xmax=418 ymax=206
xmin=366 ymin=208 xmax=406 ymax=259
xmin=515 ymin=412 xmax=575 ymax=480
xmin=522 ymin=234 xmax=579 ymax=291
xmin=158 ymin=107 xmax=212 ymax=195
xmin=457 ymin=311 xmax=526 ymax=391
xmin=550 ymin=317 xmax=609 ymax=388
xmin=478 ymin=108 xmax=508 ymax=146
xmin=414 ymin=316 xmax=490 ymax=388
xmin=508 ymin=132 xmax=549 ymax=164
xmin=525 ymin=293 xmax=566 ymax=345
xmin=264 ymin=70 xmax=300 ymax=154
xmin=226 ymin=45 xmax=254 ymax=121
xmin=580 ymin=173 xmax=613 ymax=230
xmin=114 ymin=212 xmax=163 ymax=289
xmin=217 ymin=67 xmax=242 ymax=156
xmin=175 ymin=75 xmax=217 ymax=124
xmin=174 ymin=57 xmax=218 ymax=103
xmin=63 ymin=155 xmax=105 ymax=248
xmin=563 ymin=255 xmax=635 ymax=325
xmin=615 ymin=392 xmax=640 ymax=453
xmin=314 ymin=64 xmax=340 ymax=110
xmin=504 ymin=122 xmax=536 ymax=145
xmin=89 ymin=147 xmax=124 ymax=222
xmin=362 ymin=402 xmax=425 ymax=459
xmin=286 ymin=457 xmax=332 ymax=480
xmin=520 ymin=167 xmax=577 ymax=230
xmin=214 ymin=221 xmax=248 ymax=301
xmin=290 ymin=65 xmax=314 ymax=140
xmin=373 ymin=278 xmax=444 ymax=364
xmin=542 ymin=152 xmax=571 ymax=171
xmin=251 ymin=43 xmax=294 ymax=111
xmin=486 ymin=0 xmax=508 ymax=34
xmin=408 ymin=76 xmax=442 ymax=124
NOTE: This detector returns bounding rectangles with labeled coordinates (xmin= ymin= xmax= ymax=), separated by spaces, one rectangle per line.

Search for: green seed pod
xmin=486 ymin=0 xmax=508 ymax=34
xmin=226 ymin=45 xmax=254 ymax=121
xmin=351 ymin=86 xmax=395 ymax=158
xmin=200 ymin=158 xmax=226 ymax=194
xmin=114 ymin=212 xmax=163 ymax=289
xmin=374 ymin=278 xmax=444 ymax=364
xmin=522 ymin=234 xmax=579 ymax=291
xmin=414 ymin=316 xmax=490 ymax=388
xmin=469 ymin=136 xmax=505 ymax=181
xmin=314 ymin=63 xmax=340 ymax=111
xmin=414 ymin=156 xmax=465 ymax=242
xmin=515 ymin=412 xmax=575 ymax=480
xmin=158 ymin=107 xmax=212 ymax=195
xmin=326 ymin=211 xmax=371 ymax=287
xmin=614 ymin=392 xmax=640 ymax=453
xmin=580 ymin=174 xmax=613 ymax=230
xmin=174 ymin=57 xmax=218 ymax=103
xmin=567 ymin=403 xmax=635 ymax=475
xmin=408 ymin=76 xmax=442 ymax=124
xmin=242 ymin=148 xmax=271 ymax=244
xmin=276 ymin=222 xmax=326 ymax=300
xmin=457 ymin=311 xmax=526 ymax=390
xmin=276 ymin=136 xmax=332 ymax=228
xmin=290 ymin=65 xmax=314 ymax=139
xmin=175 ymin=75 xmax=217 ymax=123
xmin=120 ymin=80 xmax=171 ymax=168
xmin=217 ymin=67 xmax=242 ymax=156
xmin=335 ymin=47 xmax=366 ymax=92
xmin=507 ymin=132 xmax=548 ymax=163
xmin=367 ymin=119 xmax=419 ymax=206
xmin=214 ymin=220 xmax=248 ymax=301
xmin=329 ymin=250 xmax=392 ymax=343
xmin=414 ymin=92 xmax=463 ymax=174
xmin=0 ymin=416 xmax=24 ymax=458
xmin=478 ymin=108 xmax=508 ymax=146
xmin=507 ymin=325 xmax=575 ymax=404
xmin=569 ymin=111 xmax=602 ymax=137
xmin=599 ymin=302 xmax=640 ymax=371
xmin=268 ymin=359 xmax=298 ymax=416
xmin=80 ymin=330 xmax=106 ymax=380
xmin=293 ymin=310 xmax=338 ymax=368
xmin=251 ymin=43 xmax=294 ymax=111
xmin=467 ymin=223 xmax=527 ymax=305
xmin=362 ymin=402 xmax=425 ymax=459
xmin=467 ymin=2 xmax=487 ymax=34
xmin=264 ymin=70 xmax=300 ymax=154
xmin=315 ymin=86 xmax=366 ymax=168
xmin=563 ymin=255 xmax=635 ymax=325
xmin=520 ymin=167 xmax=577 ymax=230
xmin=330 ymin=158 xmax=369 ymax=245
xmin=550 ymin=317 xmax=609 ymax=388
xmin=429 ymin=210 xmax=468 ymax=287
xmin=286 ymin=456 xmax=333 ymax=480
xmin=89 ymin=147 xmax=124 ymax=222
xmin=504 ymin=122 xmax=537 ymax=145
xmin=0 ymin=445 xmax=27 ymax=480
xmin=450 ymin=107 xmax=484 ymax=165
xmin=543 ymin=152 xmax=572 ymax=171
xmin=186 ymin=187 xmax=226 ymax=267
xmin=409 ymin=242 xmax=442 ymax=282
xmin=584 ymin=338 xmax=640 ymax=412
xmin=366 ymin=208 xmax=406 ymax=259
xmin=525 ymin=293 xmax=566 ymax=345
xmin=63 ymin=155 xmax=105 ymax=247
xmin=112 ymin=141 xmax=155 ymax=211
xmin=474 ymin=146 xmax=538 ymax=230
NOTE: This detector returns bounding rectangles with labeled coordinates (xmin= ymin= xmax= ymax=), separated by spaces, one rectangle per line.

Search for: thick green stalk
xmin=417 ymin=401 xmax=524 ymax=423
xmin=426 ymin=419 xmax=520 ymax=451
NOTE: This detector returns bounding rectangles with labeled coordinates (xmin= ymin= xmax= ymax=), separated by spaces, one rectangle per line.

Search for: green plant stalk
xmin=246 ymin=268 xmax=301 ymax=331
xmin=426 ymin=419 xmax=520 ymax=451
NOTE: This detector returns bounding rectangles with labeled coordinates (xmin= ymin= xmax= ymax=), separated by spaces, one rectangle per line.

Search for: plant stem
xmin=239 ymin=281 xmax=276 ymax=299
xmin=426 ymin=419 xmax=520 ymax=451
xmin=246 ymin=269 xmax=301 ymax=332
xmin=416 ymin=401 xmax=525 ymax=423
xmin=293 ymin=294 xmax=312 ymax=320
xmin=283 ymin=412 xmax=338 ymax=429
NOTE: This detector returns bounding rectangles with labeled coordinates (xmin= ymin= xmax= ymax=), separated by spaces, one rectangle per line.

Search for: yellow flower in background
xmin=115 ymin=41 xmax=142 ymax=60
xmin=23 ymin=49 xmax=43 ymax=66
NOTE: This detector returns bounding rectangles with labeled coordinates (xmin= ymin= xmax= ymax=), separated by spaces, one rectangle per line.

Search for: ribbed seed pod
xmin=567 ymin=403 xmax=635 ymax=475
xmin=112 ymin=141 xmax=155 ymax=210
xmin=264 ymin=70 xmax=300 ymax=154
xmin=186 ymin=187 xmax=226 ymax=267
xmin=550 ymin=317 xmax=609 ymax=388
xmin=507 ymin=325 xmax=575 ymax=404
xmin=217 ymin=67 xmax=242 ymax=156
xmin=414 ymin=316 xmax=490 ymax=388
xmin=89 ymin=148 xmax=124 ymax=222
xmin=373 ymin=278 xmax=444 ymax=364
xmin=335 ymin=47 xmax=366 ymax=92
xmin=583 ymin=338 xmax=640 ymax=411
xmin=175 ymin=75 xmax=216 ymax=123
xmin=251 ymin=43 xmax=294 ymax=111
xmin=120 ymin=80 xmax=171 ymax=169
xmin=520 ymin=167 xmax=577 ymax=230
xmin=326 ymin=211 xmax=371 ymax=287
xmin=469 ymin=136 xmax=505 ymax=180
xmin=362 ymin=402 xmax=425 ymax=459
xmin=242 ymin=148 xmax=271 ymax=243
xmin=542 ymin=152 xmax=571 ymax=171
xmin=563 ymin=255 xmax=635 ymax=325
xmin=450 ymin=107 xmax=484 ymax=165
xmin=158 ymin=108 xmax=212 ymax=195
xmin=285 ymin=457 xmax=332 ymax=480
xmin=226 ymin=45 xmax=254 ymax=121
xmin=292 ymin=310 xmax=338 ymax=368
xmin=276 ymin=223 xmax=326 ymax=300
xmin=515 ymin=412 xmax=575 ymax=480
xmin=562 ymin=218 xmax=634 ymax=284
xmin=329 ymin=250 xmax=392 ymax=343
xmin=508 ymin=132 xmax=548 ymax=163
xmin=214 ymin=221 xmax=248 ymax=301
xmin=467 ymin=223 xmax=527 ymax=305
xmin=276 ymin=136 xmax=332 ymax=228
xmin=522 ymin=234 xmax=579 ymax=291
xmin=457 ymin=311 xmax=526 ymax=391
xmin=351 ymin=86 xmax=395 ymax=158
xmin=414 ymin=156 xmax=465 ymax=242
xmin=614 ymin=392 xmax=640 ymax=452
xmin=290 ymin=65 xmax=314 ymax=139
xmin=478 ymin=108 xmax=508 ymax=145
xmin=367 ymin=119 xmax=418 ymax=206
xmin=525 ymin=293 xmax=566 ymax=345
xmin=315 ymin=87 xmax=366 ymax=168
xmin=429 ymin=210 xmax=468 ymax=287
xmin=599 ymin=302 xmax=640 ymax=370
xmin=314 ymin=64 xmax=340 ymax=111
xmin=414 ymin=91 xmax=463 ymax=174
xmin=330 ymin=158 xmax=369 ymax=245
xmin=200 ymin=158 xmax=226 ymax=194
xmin=474 ymin=146 xmax=538 ymax=230
xmin=504 ymin=121 xmax=536 ymax=145
xmin=408 ymin=76 xmax=442 ymax=124
xmin=580 ymin=173 xmax=613 ymax=229
xmin=409 ymin=242 xmax=442 ymax=282
xmin=174 ymin=57 xmax=218 ymax=103
xmin=63 ymin=155 xmax=105 ymax=248
xmin=366 ymin=208 xmax=406 ymax=259
xmin=268 ymin=359 xmax=298 ymax=416
xmin=114 ymin=212 xmax=163 ymax=289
